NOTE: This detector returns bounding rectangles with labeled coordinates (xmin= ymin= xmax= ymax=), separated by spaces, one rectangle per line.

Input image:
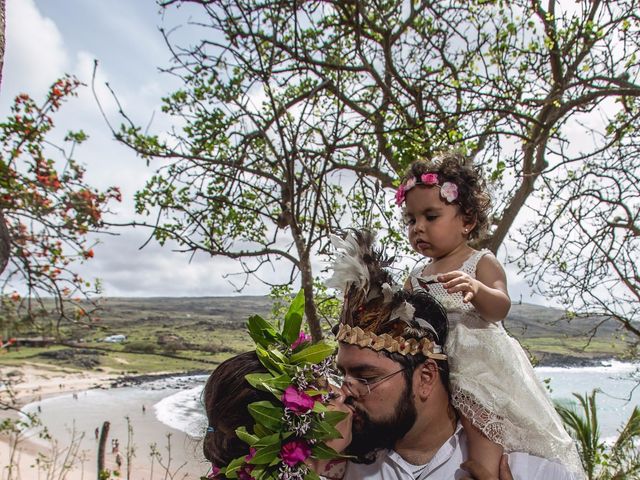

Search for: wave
xmin=536 ymin=359 xmax=640 ymax=375
xmin=154 ymin=384 xmax=206 ymax=437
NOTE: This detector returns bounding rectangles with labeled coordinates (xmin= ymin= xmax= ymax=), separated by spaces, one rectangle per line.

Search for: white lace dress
xmin=410 ymin=249 xmax=584 ymax=477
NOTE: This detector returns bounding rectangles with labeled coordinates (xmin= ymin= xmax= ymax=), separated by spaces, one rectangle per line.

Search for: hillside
xmin=91 ymin=296 xmax=629 ymax=365
xmin=2 ymin=296 xmax=631 ymax=374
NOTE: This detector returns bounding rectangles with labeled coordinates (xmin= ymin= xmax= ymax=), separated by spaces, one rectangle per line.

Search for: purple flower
xmin=421 ymin=173 xmax=439 ymax=185
xmin=291 ymin=331 xmax=311 ymax=350
xmin=245 ymin=447 xmax=257 ymax=462
xmin=395 ymin=184 xmax=406 ymax=206
xmin=280 ymin=439 xmax=312 ymax=467
xmin=237 ymin=465 xmax=255 ymax=480
xmin=440 ymin=182 xmax=459 ymax=202
xmin=282 ymin=386 xmax=315 ymax=414
xmin=207 ymin=464 xmax=221 ymax=479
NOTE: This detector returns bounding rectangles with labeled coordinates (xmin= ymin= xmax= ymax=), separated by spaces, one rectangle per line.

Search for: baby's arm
xmin=438 ymin=255 xmax=510 ymax=322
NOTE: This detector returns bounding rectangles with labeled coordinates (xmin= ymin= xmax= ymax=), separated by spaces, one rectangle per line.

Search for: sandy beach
xmin=0 ymin=363 xmax=205 ymax=480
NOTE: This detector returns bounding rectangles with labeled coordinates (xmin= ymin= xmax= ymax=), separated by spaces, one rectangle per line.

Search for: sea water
xmin=152 ymin=360 xmax=640 ymax=439
xmin=20 ymin=361 xmax=639 ymax=468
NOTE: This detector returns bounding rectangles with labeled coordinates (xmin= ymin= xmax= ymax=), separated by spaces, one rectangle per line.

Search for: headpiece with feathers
xmin=326 ymin=230 xmax=447 ymax=359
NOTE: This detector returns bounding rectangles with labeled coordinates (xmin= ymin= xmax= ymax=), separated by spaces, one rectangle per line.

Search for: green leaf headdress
xmin=216 ymin=290 xmax=347 ymax=480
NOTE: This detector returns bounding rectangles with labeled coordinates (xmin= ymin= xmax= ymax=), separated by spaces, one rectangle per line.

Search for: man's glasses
xmin=339 ymin=368 xmax=407 ymax=398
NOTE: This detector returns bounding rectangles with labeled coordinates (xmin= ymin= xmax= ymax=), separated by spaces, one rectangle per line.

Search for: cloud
xmin=76 ymin=229 xmax=291 ymax=297
xmin=3 ymin=0 xmax=69 ymax=97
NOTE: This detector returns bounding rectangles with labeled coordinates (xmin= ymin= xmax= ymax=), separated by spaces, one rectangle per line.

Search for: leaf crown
xmin=214 ymin=290 xmax=346 ymax=480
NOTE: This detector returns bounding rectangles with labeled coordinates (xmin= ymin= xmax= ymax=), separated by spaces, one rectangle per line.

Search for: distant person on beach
xmin=142 ymin=404 xmax=146 ymax=413
xmin=95 ymin=427 xmax=99 ymax=440
xmin=395 ymin=153 xmax=583 ymax=477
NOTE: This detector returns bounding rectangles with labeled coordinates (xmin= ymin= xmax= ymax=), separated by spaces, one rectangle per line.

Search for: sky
xmin=0 ymin=0 xmax=549 ymax=303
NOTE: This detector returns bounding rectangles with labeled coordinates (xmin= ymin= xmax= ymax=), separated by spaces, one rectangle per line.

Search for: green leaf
xmin=322 ymin=410 xmax=348 ymax=426
xmin=223 ymin=456 xmax=246 ymax=478
xmin=290 ymin=342 xmax=335 ymax=364
xmin=249 ymin=441 xmax=281 ymax=465
xmin=311 ymin=443 xmax=341 ymax=460
xmin=256 ymin=346 xmax=286 ymax=375
xmin=246 ymin=372 xmax=292 ymax=394
xmin=304 ymin=469 xmax=321 ymax=480
xmin=248 ymin=401 xmax=283 ymax=431
xmin=248 ymin=315 xmax=279 ymax=347
xmin=310 ymin=419 xmax=343 ymax=440
xmin=235 ymin=426 xmax=259 ymax=446
xmin=282 ymin=289 xmax=305 ymax=344
xmin=254 ymin=432 xmax=282 ymax=448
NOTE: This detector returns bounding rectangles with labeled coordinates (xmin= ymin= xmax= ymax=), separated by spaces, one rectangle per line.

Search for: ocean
xmin=20 ymin=360 xmax=639 ymax=473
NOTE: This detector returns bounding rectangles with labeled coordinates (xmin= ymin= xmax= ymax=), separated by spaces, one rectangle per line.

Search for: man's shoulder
xmin=508 ymin=452 xmax=582 ymax=480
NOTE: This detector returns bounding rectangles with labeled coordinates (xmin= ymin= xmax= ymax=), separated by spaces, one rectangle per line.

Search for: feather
xmin=388 ymin=301 xmax=415 ymax=325
xmin=325 ymin=233 xmax=370 ymax=292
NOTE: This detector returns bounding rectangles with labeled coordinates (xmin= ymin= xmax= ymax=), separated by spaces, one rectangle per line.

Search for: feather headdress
xmin=326 ymin=230 xmax=446 ymax=360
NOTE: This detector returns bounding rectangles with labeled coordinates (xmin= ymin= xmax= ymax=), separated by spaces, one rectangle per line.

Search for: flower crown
xmin=326 ymin=230 xmax=447 ymax=360
xmin=395 ymin=173 xmax=459 ymax=206
xmin=204 ymin=290 xmax=347 ymax=480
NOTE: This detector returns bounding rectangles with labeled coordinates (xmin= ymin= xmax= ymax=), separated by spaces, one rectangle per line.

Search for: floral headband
xmin=395 ymin=173 xmax=459 ymax=206
xmin=205 ymin=290 xmax=347 ymax=480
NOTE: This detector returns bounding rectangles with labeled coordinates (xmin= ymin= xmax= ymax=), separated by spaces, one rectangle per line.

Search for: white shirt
xmin=343 ymin=424 xmax=580 ymax=480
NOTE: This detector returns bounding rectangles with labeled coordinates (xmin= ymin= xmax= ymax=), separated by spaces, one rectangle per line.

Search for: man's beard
xmin=345 ymin=379 xmax=417 ymax=462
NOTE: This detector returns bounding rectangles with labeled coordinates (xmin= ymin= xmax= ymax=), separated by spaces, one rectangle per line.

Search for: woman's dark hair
xmin=401 ymin=151 xmax=492 ymax=240
xmin=202 ymin=351 xmax=271 ymax=469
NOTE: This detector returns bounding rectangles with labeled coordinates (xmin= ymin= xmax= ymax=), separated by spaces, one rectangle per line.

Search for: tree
xmin=556 ymin=390 xmax=640 ymax=479
xmin=125 ymin=1 xmax=638 ymax=338
xmin=0 ymin=77 xmax=121 ymax=335
xmin=110 ymin=3 xmax=397 ymax=340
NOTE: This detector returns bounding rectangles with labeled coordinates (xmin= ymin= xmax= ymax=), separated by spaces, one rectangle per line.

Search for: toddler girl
xmin=397 ymin=152 xmax=583 ymax=478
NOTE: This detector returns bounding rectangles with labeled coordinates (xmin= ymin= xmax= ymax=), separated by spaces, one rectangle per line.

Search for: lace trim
xmin=451 ymin=386 xmax=505 ymax=446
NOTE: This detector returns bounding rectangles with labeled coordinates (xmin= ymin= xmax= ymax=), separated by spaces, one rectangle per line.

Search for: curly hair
xmin=401 ymin=151 xmax=492 ymax=240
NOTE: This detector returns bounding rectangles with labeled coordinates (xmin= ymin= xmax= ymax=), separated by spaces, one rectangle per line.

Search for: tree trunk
xmin=300 ymin=255 xmax=323 ymax=341
xmin=0 ymin=0 xmax=5 ymax=89
xmin=97 ymin=421 xmax=110 ymax=479
xmin=0 ymin=210 xmax=9 ymax=276
xmin=0 ymin=1 xmax=9 ymax=277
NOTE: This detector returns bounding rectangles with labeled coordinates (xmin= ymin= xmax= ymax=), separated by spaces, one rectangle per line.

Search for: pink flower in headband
xmin=395 ymin=184 xmax=406 ymax=206
xmin=207 ymin=465 xmax=221 ymax=479
xmin=280 ymin=439 xmax=312 ymax=466
xmin=291 ymin=331 xmax=311 ymax=350
xmin=421 ymin=173 xmax=439 ymax=185
xmin=282 ymin=386 xmax=315 ymax=414
xmin=440 ymin=182 xmax=459 ymax=202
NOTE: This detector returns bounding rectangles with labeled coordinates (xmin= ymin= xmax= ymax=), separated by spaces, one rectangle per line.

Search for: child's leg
xmin=460 ymin=414 xmax=503 ymax=477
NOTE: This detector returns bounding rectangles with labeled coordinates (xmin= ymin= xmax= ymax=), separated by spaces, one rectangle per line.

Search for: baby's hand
xmin=437 ymin=270 xmax=478 ymax=303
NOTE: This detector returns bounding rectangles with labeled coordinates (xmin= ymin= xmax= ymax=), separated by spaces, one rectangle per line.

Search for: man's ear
xmin=416 ymin=360 xmax=439 ymax=400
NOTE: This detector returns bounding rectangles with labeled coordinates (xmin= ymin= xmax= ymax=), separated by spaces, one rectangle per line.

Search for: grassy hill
xmin=0 ymin=296 xmax=632 ymax=375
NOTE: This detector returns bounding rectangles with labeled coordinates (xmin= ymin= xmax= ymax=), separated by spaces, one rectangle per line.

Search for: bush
xmin=123 ymin=342 xmax=156 ymax=354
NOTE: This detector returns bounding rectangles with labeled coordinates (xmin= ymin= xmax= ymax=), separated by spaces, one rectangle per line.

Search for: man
xmin=326 ymin=231 xmax=581 ymax=480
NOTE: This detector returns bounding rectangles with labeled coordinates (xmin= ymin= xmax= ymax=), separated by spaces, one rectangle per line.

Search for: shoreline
xmin=0 ymin=364 xmax=208 ymax=480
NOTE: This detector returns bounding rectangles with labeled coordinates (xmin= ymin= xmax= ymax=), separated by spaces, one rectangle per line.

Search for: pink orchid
xmin=207 ymin=465 xmax=221 ymax=479
xmin=280 ymin=439 xmax=312 ymax=467
xmin=245 ymin=447 xmax=257 ymax=462
xmin=291 ymin=331 xmax=311 ymax=350
xmin=282 ymin=386 xmax=315 ymax=414
xmin=394 ymin=184 xmax=406 ymax=206
xmin=405 ymin=177 xmax=416 ymax=190
xmin=421 ymin=173 xmax=439 ymax=185
xmin=440 ymin=182 xmax=459 ymax=202
xmin=237 ymin=465 xmax=255 ymax=480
